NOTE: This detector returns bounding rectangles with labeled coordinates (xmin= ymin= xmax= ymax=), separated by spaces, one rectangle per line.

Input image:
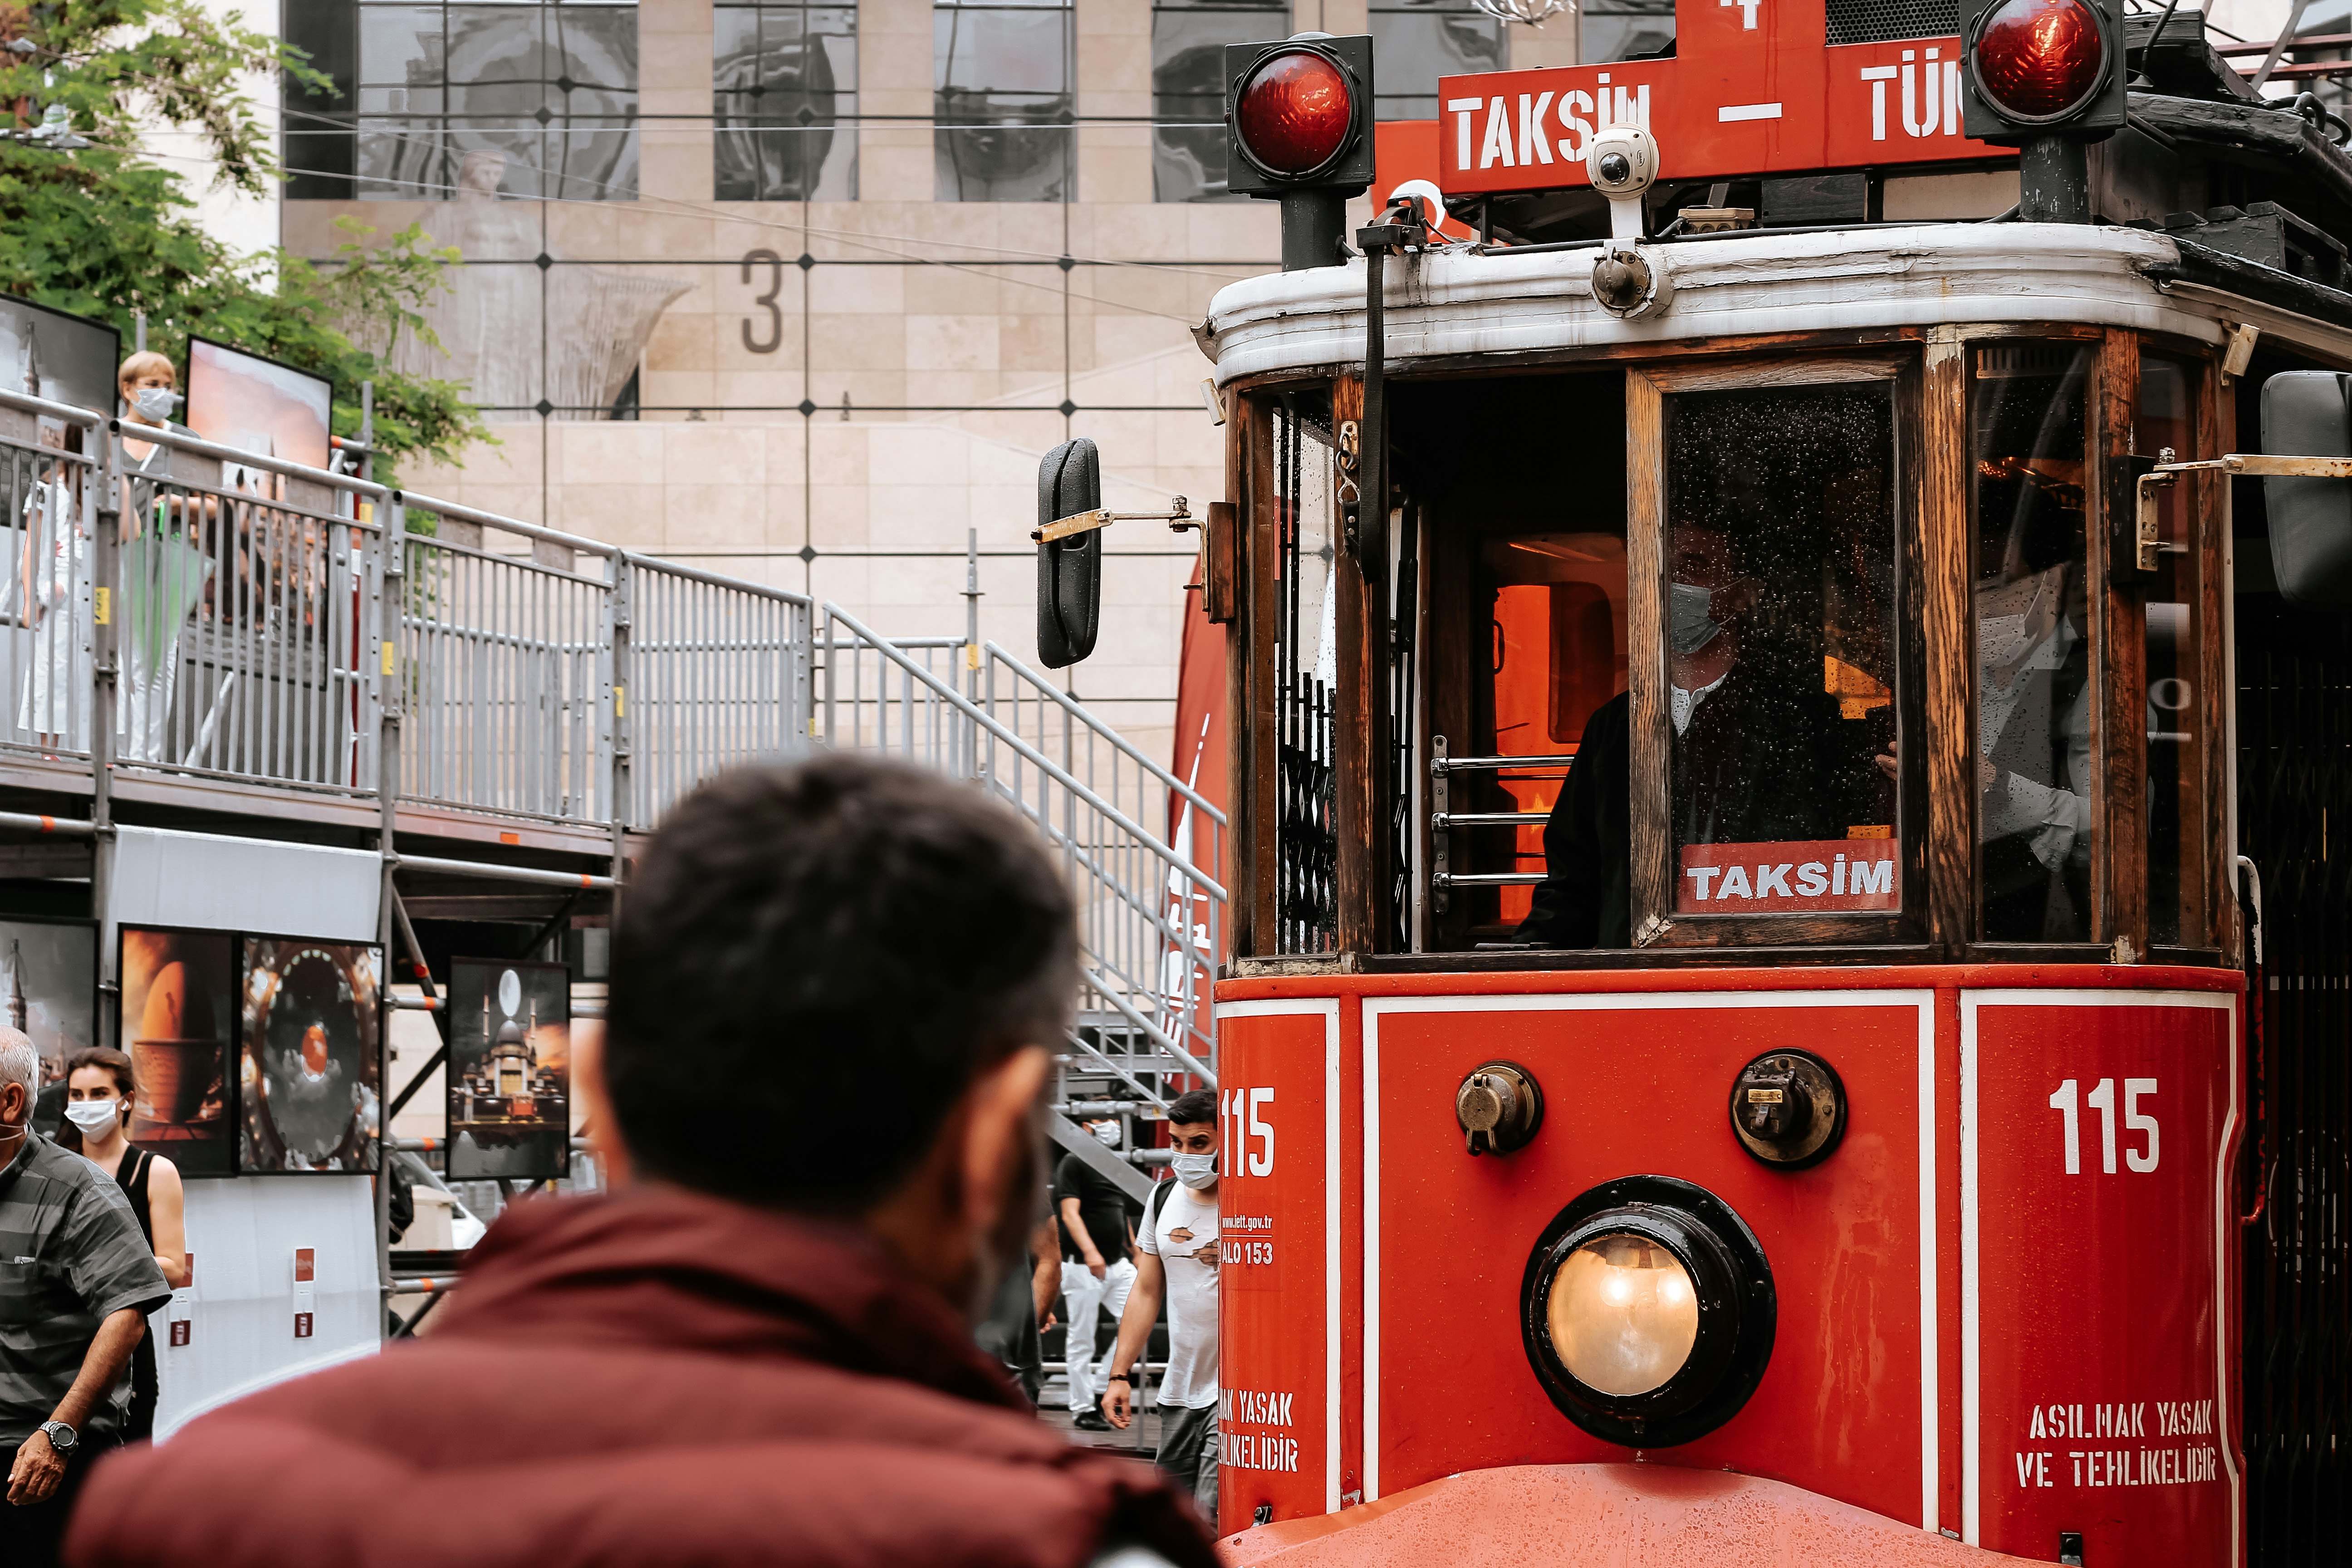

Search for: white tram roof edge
xmin=1201 ymin=221 xmax=2352 ymax=385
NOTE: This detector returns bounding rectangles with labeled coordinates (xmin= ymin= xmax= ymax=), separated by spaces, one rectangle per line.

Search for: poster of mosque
xmin=238 ymin=937 xmax=382 ymax=1174
xmin=445 ymin=958 xmax=570 ymax=1181
xmin=184 ymin=337 xmax=332 ymax=494
xmin=118 ymin=926 xmax=236 ymax=1177
xmin=0 ymin=296 xmax=118 ymax=447
xmin=0 ymin=915 xmax=96 ymax=1107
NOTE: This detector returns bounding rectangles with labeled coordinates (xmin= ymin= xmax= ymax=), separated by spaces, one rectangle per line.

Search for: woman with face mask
xmin=60 ymin=1047 xmax=188 ymax=1443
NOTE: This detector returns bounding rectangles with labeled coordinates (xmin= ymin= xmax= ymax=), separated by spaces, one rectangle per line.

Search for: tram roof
xmin=1202 ymin=220 xmax=2352 ymax=387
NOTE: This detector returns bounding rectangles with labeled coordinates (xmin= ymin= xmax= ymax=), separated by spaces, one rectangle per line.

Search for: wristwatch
xmin=38 ymin=1420 xmax=76 ymax=1458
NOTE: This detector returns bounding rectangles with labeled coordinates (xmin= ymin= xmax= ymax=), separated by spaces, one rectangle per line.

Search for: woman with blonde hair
xmin=59 ymin=1046 xmax=187 ymax=1442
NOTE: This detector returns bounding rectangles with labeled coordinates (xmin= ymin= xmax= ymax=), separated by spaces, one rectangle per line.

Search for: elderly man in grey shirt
xmin=0 ymin=1029 xmax=170 ymax=1566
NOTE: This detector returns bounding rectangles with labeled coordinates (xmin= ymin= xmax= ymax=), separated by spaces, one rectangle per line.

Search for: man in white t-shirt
xmin=1101 ymin=1088 xmax=1220 ymax=1528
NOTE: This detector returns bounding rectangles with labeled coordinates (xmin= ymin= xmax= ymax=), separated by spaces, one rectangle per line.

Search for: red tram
xmin=1040 ymin=4 xmax=2352 ymax=1562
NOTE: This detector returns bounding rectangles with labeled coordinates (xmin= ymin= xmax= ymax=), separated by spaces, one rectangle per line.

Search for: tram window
xmin=1481 ymin=534 xmax=1629 ymax=924
xmin=1660 ymin=381 xmax=1898 ymax=919
xmin=1970 ymin=343 xmax=2094 ymax=943
xmin=2139 ymin=355 xmax=2206 ymax=948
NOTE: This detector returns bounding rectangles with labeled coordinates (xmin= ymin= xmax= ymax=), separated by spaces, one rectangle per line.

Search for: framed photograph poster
xmin=238 ymin=937 xmax=382 ymax=1173
xmin=118 ymin=926 xmax=236 ymax=1176
xmin=446 ymin=958 xmax=570 ymax=1181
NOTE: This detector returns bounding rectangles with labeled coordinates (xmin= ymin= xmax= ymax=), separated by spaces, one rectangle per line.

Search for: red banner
xmin=1677 ymin=836 xmax=1898 ymax=913
xmin=1437 ymin=0 xmax=2002 ymax=196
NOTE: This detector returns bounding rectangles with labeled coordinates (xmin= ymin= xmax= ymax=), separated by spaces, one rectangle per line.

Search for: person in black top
xmin=1053 ymin=1122 xmax=1141 ymax=1432
xmin=1520 ymin=522 xmax=1881 ymax=947
xmin=58 ymin=1048 xmax=188 ymax=1443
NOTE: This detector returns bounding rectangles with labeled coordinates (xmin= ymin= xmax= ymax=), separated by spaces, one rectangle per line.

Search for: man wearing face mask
xmin=0 ymin=1030 xmax=170 ymax=1568
xmin=1099 ymin=1090 xmax=1221 ymax=1529
xmin=66 ymin=756 xmax=1220 ymax=1568
xmin=1519 ymin=521 xmax=1866 ymax=947
xmin=1054 ymin=1118 xmax=1141 ymax=1432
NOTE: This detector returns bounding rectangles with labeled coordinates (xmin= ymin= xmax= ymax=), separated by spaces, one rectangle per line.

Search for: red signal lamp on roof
xmin=1970 ymin=0 xmax=2109 ymax=122
xmin=1959 ymin=0 xmax=2124 ymax=145
xmin=1235 ymin=49 xmax=1356 ymax=177
xmin=1225 ymin=34 xmax=1377 ymax=271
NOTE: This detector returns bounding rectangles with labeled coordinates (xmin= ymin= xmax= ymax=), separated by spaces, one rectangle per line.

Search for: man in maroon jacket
xmin=66 ymin=755 xmax=1220 ymax=1568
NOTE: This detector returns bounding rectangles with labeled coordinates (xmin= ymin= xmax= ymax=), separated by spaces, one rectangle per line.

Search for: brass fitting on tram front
xmin=1457 ymin=1060 xmax=1544 ymax=1156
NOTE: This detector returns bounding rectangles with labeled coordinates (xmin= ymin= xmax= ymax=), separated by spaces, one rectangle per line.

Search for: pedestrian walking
xmin=0 ymin=1029 xmax=171 ymax=1568
xmin=1101 ymin=1089 xmax=1222 ymax=1529
xmin=1056 ymin=1120 xmax=1140 ymax=1431
xmin=57 ymin=1048 xmax=190 ymax=1442
xmin=66 ymin=755 xmax=1220 ymax=1568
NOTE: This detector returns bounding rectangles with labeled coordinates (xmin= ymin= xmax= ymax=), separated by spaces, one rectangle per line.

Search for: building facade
xmin=278 ymin=0 xmax=1579 ymax=758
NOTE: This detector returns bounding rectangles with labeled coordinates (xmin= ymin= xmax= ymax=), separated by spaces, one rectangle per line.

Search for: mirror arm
xmin=2133 ymin=450 xmax=2352 ymax=575
xmin=1033 ymin=496 xmax=1191 ymax=543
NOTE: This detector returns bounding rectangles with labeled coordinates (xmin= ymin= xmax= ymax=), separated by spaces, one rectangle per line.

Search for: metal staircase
xmin=814 ymin=601 xmax=1223 ymax=1200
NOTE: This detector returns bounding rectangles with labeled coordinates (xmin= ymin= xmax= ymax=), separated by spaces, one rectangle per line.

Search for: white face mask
xmin=65 ymin=1098 xmax=123 ymax=1135
xmin=1171 ymin=1151 xmax=1217 ymax=1190
xmin=131 ymin=387 xmax=179 ymax=421
xmin=1668 ymin=581 xmax=1723 ymax=656
xmin=1090 ymin=1120 xmax=1122 ymax=1148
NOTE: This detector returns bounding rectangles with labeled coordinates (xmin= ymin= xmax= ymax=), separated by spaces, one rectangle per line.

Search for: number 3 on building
xmin=2048 ymin=1077 xmax=2159 ymax=1175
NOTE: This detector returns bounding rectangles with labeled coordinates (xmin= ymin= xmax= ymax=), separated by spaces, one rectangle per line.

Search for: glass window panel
xmin=1661 ymin=382 xmax=1900 ymax=921
xmin=935 ymin=0 xmax=1074 ymax=201
xmin=1970 ymin=343 xmax=2095 ymax=942
xmin=1582 ymin=0 xmax=1676 ymax=63
xmin=358 ymin=6 xmax=442 ymax=88
xmin=715 ymin=0 xmax=859 ymax=200
xmin=354 ymin=0 xmax=638 ymax=200
xmin=1479 ymin=532 xmax=1628 ymax=929
xmin=554 ymin=4 xmax=638 ymax=94
xmin=1152 ymin=1 xmax=1285 ymax=202
xmin=1370 ymin=0 xmax=1505 ymax=120
xmin=2138 ymin=355 xmax=2206 ymax=947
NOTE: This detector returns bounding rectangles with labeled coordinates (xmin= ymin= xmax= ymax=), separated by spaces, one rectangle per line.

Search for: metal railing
xmin=815 ymin=603 xmax=1225 ymax=1093
xmin=0 ymin=388 xmax=1221 ymax=1083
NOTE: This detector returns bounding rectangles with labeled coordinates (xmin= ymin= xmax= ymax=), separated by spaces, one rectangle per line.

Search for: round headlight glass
xmin=1546 ymin=1231 xmax=1699 ymax=1397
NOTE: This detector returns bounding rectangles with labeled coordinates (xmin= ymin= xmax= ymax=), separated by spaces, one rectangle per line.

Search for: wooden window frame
xmin=1625 ymin=352 xmax=1931 ymax=949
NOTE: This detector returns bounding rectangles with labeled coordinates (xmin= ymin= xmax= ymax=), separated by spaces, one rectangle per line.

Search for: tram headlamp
xmin=1547 ymin=1234 xmax=1699 ymax=1396
xmin=1522 ymin=1176 xmax=1775 ymax=1447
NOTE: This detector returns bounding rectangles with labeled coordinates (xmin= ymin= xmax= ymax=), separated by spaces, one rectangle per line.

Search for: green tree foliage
xmin=0 ymin=0 xmax=488 ymax=473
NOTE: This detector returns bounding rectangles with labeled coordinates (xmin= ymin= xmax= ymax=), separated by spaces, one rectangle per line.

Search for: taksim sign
xmin=1438 ymin=0 xmax=2002 ymax=195
xmin=1677 ymin=838 xmax=1899 ymax=914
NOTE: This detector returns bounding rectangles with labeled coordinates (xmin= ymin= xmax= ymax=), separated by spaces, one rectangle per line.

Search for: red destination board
xmin=1437 ymin=0 xmax=2006 ymax=195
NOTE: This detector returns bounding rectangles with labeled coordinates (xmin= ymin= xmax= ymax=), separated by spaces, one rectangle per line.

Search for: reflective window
xmin=1582 ymin=0 xmax=1675 ymax=63
xmin=935 ymin=0 xmax=1075 ymax=202
xmin=336 ymin=0 xmax=641 ymax=201
xmin=1370 ymin=0 xmax=1505 ymax=121
xmin=1153 ymin=0 xmax=1285 ymax=201
xmin=1971 ymin=343 xmax=2094 ymax=942
xmin=715 ymin=0 xmax=858 ymax=200
xmin=2139 ymin=355 xmax=2206 ymax=947
xmin=1481 ymin=530 xmax=1627 ymax=928
xmin=1661 ymin=381 xmax=1899 ymax=920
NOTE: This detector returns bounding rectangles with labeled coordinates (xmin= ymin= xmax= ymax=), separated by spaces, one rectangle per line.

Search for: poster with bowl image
xmin=118 ymin=926 xmax=237 ymax=1177
xmin=238 ymin=937 xmax=381 ymax=1174
xmin=0 ymin=916 xmax=97 ymax=1114
xmin=446 ymin=958 xmax=570 ymax=1181
xmin=184 ymin=337 xmax=331 ymax=496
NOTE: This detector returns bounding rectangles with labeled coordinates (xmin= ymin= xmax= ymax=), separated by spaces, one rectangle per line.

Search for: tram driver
xmin=1517 ymin=518 xmax=1883 ymax=947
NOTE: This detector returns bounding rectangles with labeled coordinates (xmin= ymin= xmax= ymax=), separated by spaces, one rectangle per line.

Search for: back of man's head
xmin=608 ymin=754 xmax=1078 ymax=1213
xmin=0 ymin=1027 xmax=34 ymax=1098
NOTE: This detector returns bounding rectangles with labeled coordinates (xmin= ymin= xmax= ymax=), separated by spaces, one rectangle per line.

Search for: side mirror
xmin=2262 ymin=371 xmax=2352 ymax=606
xmin=1037 ymin=438 xmax=1102 ymax=667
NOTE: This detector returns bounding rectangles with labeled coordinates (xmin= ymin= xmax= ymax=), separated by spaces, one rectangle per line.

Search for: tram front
xmin=1024 ymin=4 xmax=2352 ymax=1562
